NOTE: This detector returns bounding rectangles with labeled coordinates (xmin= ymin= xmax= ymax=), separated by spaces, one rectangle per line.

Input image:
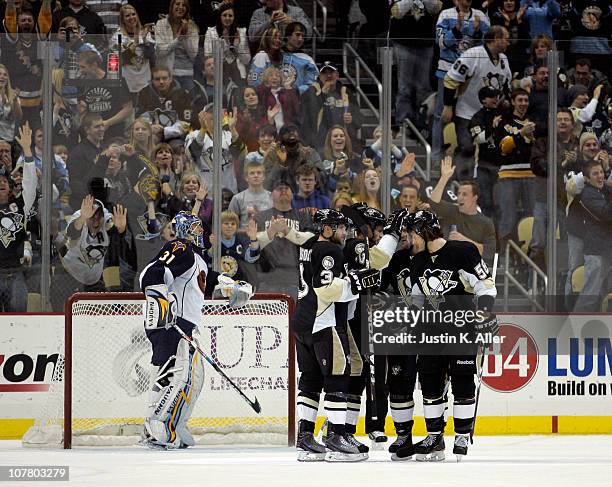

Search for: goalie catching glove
xmin=347 ymin=268 xmax=381 ymax=294
xmin=474 ymin=312 xmax=499 ymax=337
xmin=213 ymin=273 xmax=254 ymax=308
xmin=144 ymin=284 xmax=177 ymax=330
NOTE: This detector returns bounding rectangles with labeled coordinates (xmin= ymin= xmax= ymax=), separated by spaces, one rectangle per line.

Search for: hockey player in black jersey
xmin=292 ymin=209 xmax=380 ymax=462
xmin=380 ymin=228 xmax=421 ymax=460
xmin=340 ymin=204 xmax=407 ymax=452
xmin=139 ymin=211 xmax=252 ymax=450
xmin=396 ymin=210 xmax=498 ymax=462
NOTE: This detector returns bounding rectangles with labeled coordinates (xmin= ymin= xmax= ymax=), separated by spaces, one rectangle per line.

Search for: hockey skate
xmin=415 ymin=433 xmax=446 ymax=462
xmin=390 ymin=434 xmax=414 ymax=461
xmin=368 ymin=431 xmax=388 ymax=450
xmin=388 ymin=433 xmax=411 ymax=454
xmin=324 ymin=432 xmax=367 ymax=462
xmin=296 ymin=431 xmax=326 ymax=462
xmin=345 ymin=434 xmax=369 ymax=459
xmin=453 ymin=433 xmax=470 ymax=462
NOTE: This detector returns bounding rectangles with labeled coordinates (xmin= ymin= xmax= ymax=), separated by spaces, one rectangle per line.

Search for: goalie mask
xmin=405 ymin=210 xmax=442 ymax=242
xmin=172 ymin=211 xmax=204 ymax=248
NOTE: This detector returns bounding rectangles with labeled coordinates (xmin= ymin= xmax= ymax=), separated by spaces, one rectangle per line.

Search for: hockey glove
xmin=474 ymin=312 xmax=499 ymax=338
xmin=144 ymin=284 xmax=177 ymax=330
xmin=383 ymin=208 xmax=409 ymax=240
xmin=347 ymin=268 xmax=381 ymax=294
xmin=213 ymin=273 xmax=254 ymax=308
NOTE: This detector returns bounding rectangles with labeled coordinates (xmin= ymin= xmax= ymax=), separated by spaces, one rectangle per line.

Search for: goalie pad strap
xmin=145 ymin=338 xmax=205 ymax=448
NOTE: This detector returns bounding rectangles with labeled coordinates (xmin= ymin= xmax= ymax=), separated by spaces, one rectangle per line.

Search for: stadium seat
xmin=517 ymin=217 xmax=534 ymax=254
xmin=601 ymin=293 xmax=612 ymax=312
xmin=103 ymin=266 xmax=121 ymax=290
xmin=27 ymin=293 xmax=42 ymax=312
xmin=571 ymin=266 xmax=585 ymax=294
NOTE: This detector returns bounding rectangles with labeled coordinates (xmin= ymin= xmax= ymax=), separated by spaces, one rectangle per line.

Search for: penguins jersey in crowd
xmin=60 ymin=207 xmax=114 ymax=285
xmin=0 ymin=159 xmax=36 ymax=270
xmin=408 ymin=240 xmax=496 ymax=313
xmin=444 ymin=44 xmax=512 ymax=120
xmin=293 ymin=236 xmax=357 ymax=334
xmin=140 ymin=238 xmax=215 ymax=327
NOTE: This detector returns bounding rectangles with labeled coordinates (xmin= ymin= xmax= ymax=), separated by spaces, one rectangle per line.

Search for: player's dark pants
xmin=349 ymin=312 xmax=417 ymax=434
xmin=295 ymin=322 xmax=359 ymax=435
xmin=364 ymin=355 xmax=418 ymax=434
xmin=418 ymin=354 xmax=477 ymax=435
xmin=145 ymin=317 xmax=195 ymax=366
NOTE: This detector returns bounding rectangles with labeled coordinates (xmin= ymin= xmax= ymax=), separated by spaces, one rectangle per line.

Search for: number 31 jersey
xmin=292 ymin=237 xmax=351 ymax=334
xmin=139 ymin=238 xmax=209 ymax=327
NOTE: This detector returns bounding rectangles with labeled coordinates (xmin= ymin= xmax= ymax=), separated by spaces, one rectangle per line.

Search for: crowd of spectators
xmin=0 ymin=0 xmax=609 ymax=312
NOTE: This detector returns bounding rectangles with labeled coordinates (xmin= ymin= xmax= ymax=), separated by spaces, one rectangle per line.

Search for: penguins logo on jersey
xmin=80 ymin=242 xmax=107 ymax=269
xmin=397 ymin=267 xmax=412 ymax=305
xmin=322 ymin=256 xmax=335 ymax=270
xmin=220 ymin=255 xmax=239 ymax=277
xmin=419 ymin=269 xmax=458 ymax=310
xmin=0 ymin=210 xmax=24 ymax=248
xmin=482 ymin=71 xmax=506 ymax=91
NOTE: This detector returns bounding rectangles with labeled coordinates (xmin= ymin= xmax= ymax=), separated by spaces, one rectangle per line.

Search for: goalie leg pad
xmin=144 ymin=338 xmax=204 ymax=449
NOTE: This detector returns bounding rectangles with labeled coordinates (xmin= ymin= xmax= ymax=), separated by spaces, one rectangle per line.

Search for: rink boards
xmin=1 ymin=312 xmax=612 ymax=438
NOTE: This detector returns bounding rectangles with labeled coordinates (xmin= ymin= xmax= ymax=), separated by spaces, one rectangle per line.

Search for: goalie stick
xmin=470 ymin=252 xmax=498 ymax=443
xmin=171 ymin=323 xmax=262 ymax=414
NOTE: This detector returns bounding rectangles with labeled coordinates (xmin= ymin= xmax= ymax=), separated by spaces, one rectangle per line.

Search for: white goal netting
xmin=22 ymin=294 xmax=294 ymax=447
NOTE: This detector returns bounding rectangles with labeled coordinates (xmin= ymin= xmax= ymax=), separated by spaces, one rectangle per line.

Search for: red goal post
xmin=23 ymin=292 xmax=295 ymax=449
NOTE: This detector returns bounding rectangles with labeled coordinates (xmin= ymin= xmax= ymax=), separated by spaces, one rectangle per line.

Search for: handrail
xmin=402 ymin=118 xmax=432 ymax=181
xmin=342 ymin=42 xmax=382 ymax=118
xmin=503 ymin=240 xmax=547 ymax=312
xmin=312 ymin=0 xmax=327 ymax=61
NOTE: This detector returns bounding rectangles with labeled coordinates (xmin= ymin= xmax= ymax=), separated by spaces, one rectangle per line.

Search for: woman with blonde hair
xmin=130 ymin=118 xmax=155 ymax=159
xmin=155 ymin=0 xmax=199 ymax=91
xmin=352 ymin=168 xmax=382 ymax=210
xmin=331 ymin=191 xmax=354 ymax=210
xmin=112 ymin=4 xmax=155 ymax=95
xmin=0 ymin=64 xmax=22 ymax=141
xmin=248 ymin=26 xmax=283 ymax=87
xmin=165 ymin=171 xmax=213 ymax=237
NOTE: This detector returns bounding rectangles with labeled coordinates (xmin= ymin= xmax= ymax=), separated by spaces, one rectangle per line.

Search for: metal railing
xmin=402 ymin=119 xmax=432 ymax=181
xmin=312 ymin=0 xmax=327 ymax=62
xmin=503 ymin=240 xmax=547 ymax=312
xmin=342 ymin=42 xmax=382 ymax=119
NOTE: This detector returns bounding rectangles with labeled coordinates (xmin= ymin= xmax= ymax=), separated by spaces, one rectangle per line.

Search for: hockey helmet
xmin=313 ymin=208 xmax=351 ymax=234
xmin=404 ymin=210 xmax=442 ymax=241
xmin=172 ymin=211 xmax=204 ymax=248
xmin=351 ymin=202 xmax=386 ymax=229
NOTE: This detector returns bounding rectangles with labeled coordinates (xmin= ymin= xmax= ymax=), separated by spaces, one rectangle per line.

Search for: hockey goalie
xmin=138 ymin=211 xmax=253 ymax=450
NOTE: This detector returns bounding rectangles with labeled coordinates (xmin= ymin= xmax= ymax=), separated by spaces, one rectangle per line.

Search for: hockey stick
xmin=172 ymin=323 xmax=262 ymax=414
xmin=340 ymin=205 xmax=378 ymax=421
xmin=363 ymin=235 xmax=378 ymax=422
xmin=470 ymin=252 xmax=498 ymax=443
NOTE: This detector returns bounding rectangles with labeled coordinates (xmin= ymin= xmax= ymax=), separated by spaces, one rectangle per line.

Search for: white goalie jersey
xmin=139 ymin=239 xmax=209 ymax=326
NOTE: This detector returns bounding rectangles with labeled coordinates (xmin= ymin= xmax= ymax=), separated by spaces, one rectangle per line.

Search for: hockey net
xmin=22 ymin=292 xmax=295 ymax=448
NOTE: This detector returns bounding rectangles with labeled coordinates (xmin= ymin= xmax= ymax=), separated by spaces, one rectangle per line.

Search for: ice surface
xmin=3 ymin=436 xmax=612 ymax=487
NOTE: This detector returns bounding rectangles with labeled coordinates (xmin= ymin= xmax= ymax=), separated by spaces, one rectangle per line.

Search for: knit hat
xmin=567 ymin=84 xmax=589 ymax=104
xmin=579 ymin=131 xmax=598 ymax=152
